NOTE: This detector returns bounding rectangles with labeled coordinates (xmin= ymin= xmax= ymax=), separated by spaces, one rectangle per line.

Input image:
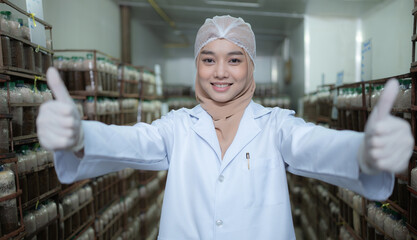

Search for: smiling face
xmin=197 ymin=39 xmax=251 ymax=103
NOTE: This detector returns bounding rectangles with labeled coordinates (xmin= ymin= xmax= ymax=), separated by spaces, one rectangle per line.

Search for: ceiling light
xmin=204 ymin=0 xmax=262 ymax=8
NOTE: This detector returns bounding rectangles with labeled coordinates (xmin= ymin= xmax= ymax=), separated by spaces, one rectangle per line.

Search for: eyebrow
xmin=200 ymin=50 xmax=244 ymax=55
xmin=201 ymin=50 xmax=214 ymax=55
xmin=228 ymin=51 xmax=244 ymax=55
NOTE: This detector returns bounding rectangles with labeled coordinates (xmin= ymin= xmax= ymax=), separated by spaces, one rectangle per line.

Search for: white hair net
xmin=194 ymin=15 xmax=256 ymax=64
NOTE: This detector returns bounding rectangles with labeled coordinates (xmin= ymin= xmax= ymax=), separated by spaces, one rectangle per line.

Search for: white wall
xmin=287 ymin=21 xmax=305 ymax=111
xmin=254 ymin=56 xmax=273 ymax=83
xmin=43 ymin=0 xmax=121 ymax=58
xmin=131 ymin=17 xmax=165 ymax=71
xmin=164 ymin=55 xmax=196 ymax=87
xmin=302 ymin=0 xmax=413 ymax=94
xmin=305 ymin=16 xmax=357 ymax=94
xmin=163 ymin=46 xmax=195 ymax=87
xmin=274 ymin=21 xmax=305 ymax=111
xmin=361 ymin=0 xmax=413 ymax=79
xmin=43 ymin=1 xmax=166 ymax=75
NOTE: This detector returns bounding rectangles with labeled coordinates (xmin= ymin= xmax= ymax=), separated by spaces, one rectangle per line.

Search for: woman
xmin=37 ymin=15 xmax=413 ymax=239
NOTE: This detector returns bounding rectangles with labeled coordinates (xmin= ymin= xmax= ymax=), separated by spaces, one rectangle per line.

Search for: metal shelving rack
xmin=299 ymin=72 xmax=417 ymax=239
xmin=294 ymin=3 xmax=417 ymax=237
xmin=0 ymin=1 xmax=55 ymax=239
xmin=54 ymin=49 xmax=121 ymax=124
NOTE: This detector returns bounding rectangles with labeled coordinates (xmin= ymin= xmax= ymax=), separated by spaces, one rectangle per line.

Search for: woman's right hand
xmin=36 ymin=67 xmax=84 ymax=152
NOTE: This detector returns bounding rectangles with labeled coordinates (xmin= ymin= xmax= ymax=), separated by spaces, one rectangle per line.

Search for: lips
xmin=211 ymin=83 xmax=232 ymax=88
xmin=211 ymin=82 xmax=232 ymax=92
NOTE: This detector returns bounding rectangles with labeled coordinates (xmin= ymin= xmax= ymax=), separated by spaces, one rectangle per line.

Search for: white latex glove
xmin=358 ymin=79 xmax=414 ymax=174
xmin=36 ymin=67 xmax=84 ymax=152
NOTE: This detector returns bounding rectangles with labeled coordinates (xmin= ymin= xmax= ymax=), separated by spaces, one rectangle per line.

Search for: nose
xmin=214 ymin=62 xmax=229 ymax=79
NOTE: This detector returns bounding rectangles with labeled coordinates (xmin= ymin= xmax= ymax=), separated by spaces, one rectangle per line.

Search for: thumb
xmin=372 ymin=78 xmax=399 ymax=121
xmin=46 ymin=67 xmax=73 ymax=104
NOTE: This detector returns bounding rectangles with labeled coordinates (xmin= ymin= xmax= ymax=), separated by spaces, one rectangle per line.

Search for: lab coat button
xmin=218 ymin=175 xmax=224 ymax=182
xmin=216 ymin=220 xmax=223 ymax=226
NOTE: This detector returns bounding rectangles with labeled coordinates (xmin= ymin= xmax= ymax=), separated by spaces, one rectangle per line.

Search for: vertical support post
xmin=121 ymin=5 xmax=131 ymax=64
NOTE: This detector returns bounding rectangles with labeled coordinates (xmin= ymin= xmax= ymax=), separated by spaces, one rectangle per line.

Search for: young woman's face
xmin=197 ymin=39 xmax=249 ymax=103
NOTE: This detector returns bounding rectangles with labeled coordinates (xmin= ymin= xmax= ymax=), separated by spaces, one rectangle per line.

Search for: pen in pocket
xmin=246 ymin=152 xmax=250 ymax=170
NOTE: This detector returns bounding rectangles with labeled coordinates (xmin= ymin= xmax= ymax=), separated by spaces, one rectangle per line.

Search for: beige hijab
xmin=194 ymin=15 xmax=257 ymax=159
xmin=195 ymin=51 xmax=255 ymax=159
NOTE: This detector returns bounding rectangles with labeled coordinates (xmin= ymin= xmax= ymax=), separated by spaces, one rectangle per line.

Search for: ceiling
xmin=115 ymin=0 xmax=388 ymax=55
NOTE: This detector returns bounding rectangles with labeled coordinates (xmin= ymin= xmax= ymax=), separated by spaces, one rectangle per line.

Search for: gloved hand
xmin=358 ymin=79 xmax=414 ymax=174
xmin=36 ymin=67 xmax=84 ymax=152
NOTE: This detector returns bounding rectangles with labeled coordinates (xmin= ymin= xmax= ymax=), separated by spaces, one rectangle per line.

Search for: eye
xmin=202 ymin=58 xmax=214 ymax=63
xmin=229 ymin=58 xmax=241 ymax=64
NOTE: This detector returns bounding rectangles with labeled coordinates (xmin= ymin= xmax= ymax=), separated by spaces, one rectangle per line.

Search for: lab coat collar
xmin=188 ymin=105 xmax=222 ymax=161
xmin=187 ymin=101 xmax=271 ymax=169
xmin=186 ymin=101 xmax=271 ymax=119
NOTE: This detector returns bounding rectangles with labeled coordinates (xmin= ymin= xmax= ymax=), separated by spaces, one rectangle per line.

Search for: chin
xmin=210 ymin=94 xmax=233 ymax=103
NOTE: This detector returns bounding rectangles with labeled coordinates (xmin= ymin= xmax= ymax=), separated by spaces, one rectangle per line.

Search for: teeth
xmin=214 ymin=84 xmax=229 ymax=88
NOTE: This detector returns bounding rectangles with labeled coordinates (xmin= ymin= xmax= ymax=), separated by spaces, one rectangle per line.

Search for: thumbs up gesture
xmin=358 ymin=79 xmax=414 ymax=174
xmin=36 ymin=67 xmax=84 ymax=152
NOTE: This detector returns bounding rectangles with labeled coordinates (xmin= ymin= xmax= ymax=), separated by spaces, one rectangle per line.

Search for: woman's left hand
xmin=358 ymin=79 xmax=414 ymax=174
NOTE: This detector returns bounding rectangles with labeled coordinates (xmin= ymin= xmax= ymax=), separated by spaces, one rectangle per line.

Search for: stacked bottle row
xmin=1 ymin=2 xmax=60 ymax=239
xmin=74 ymin=227 xmax=95 ymax=240
xmin=163 ymin=84 xmax=193 ymax=98
xmin=0 ymin=11 xmax=52 ymax=49
xmin=141 ymin=70 xmax=157 ymax=98
xmin=166 ymin=98 xmax=197 ymax=112
xmin=254 ymin=97 xmax=291 ymax=109
xmin=120 ymin=184 xmax=142 ymax=240
xmin=72 ymin=97 xmax=162 ymax=126
xmin=287 ymin=175 xmax=327 ymax=239
xmin=54 ymin=54 xmax=159 ymax=98
xmin=141 ymin=101 xmax=162 ymax=124
xmin=60 ymin=184 xmax=94 ymax=239
xmin=121 ymin=98 xmax=139 ymax=124
xmin=122 ymin=66 xmax=141 ymax=95
xmin=1 ymin=13 xmax=52 ymax=74
xmin=6 ymin=81 xmax=52 ymax=135
xmin=94 ymin=200 xmax=124 ymax=240
xmin=367 ymin=203 xmax=409 ymax=239
xmin=335 ymin=79 xmax=412 ymax=110
xmin=121 ymin=65 xmax=162 ymax=98
xmin=23 ymin=201 xmax=59 ymax=240
xmin=299 ymin=76 xmax=417 ymax=239
xmin=83 ymin=97 xmax=122 ymax=124
xmin=338 ymin=187 xmax=411 ymax=240
xmin=120 ymin=65 xmax=159 ymax=98
xmin=1 ymin=37 xmax=52 ymax=73
xmin=0 ymin=144 xmax=59 ymax=239
xmin=51 ymin=50 xmax=166 ymax=239
xmin=54 ymin=55 xmax=118 ymax=93
xmin=16 ymin=145 xmax=58 ymax=202
xmin=139 ymin=171 xmax=166 ymax=240
xmin=337 ymin=79 xmax=416 ymax=239
xmin=410 ymin=161 xmax=417 ymax=236
xmin=0 ymin=85 xmax=9 ymax=153
xmin=0 ymin=11 xmax=30 ymax=41
xmin=0 ymin=164 xmax=19 ymax=237
xmin=1 ymin=73 xmax=61 ymax=240
xmin=61 ymin=169 xmax=167 ymax=240
xmin=302 ymin=87 xmax=337 ymax=124
xmin=302 ymin=78 xmax=413 ymax=124
xmin=253 ymin=83 xmax=279 ymax=98
xmin=315 ymin=184 xmax=339 ymax=239
xmin=288 ymin=161 xmax=415 ymax=240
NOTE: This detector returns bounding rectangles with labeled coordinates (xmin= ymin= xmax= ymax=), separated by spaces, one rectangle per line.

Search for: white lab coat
xmin=54 ymin=101 xmax=394 ymax=240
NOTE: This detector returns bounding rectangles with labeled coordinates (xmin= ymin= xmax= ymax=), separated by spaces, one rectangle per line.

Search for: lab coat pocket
xmin=239 ymin=157 xmax=277 ymax=170
xmin=240 ymin=158 xmax=282 ymax=208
